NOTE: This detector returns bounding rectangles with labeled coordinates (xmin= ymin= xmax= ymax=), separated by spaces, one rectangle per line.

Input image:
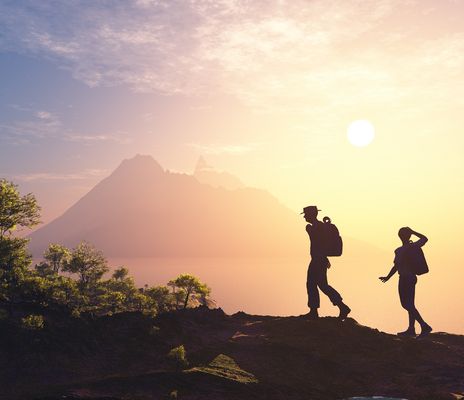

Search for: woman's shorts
xmin=398 ymin=273 xmax=417 ymax=310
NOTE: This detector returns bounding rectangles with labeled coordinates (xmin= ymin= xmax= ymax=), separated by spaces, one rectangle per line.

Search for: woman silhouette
xmin=379 ymin=227 xmax=432 ymax=338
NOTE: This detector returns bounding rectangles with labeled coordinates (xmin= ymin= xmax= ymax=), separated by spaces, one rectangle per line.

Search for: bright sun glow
xmin=347 ymin=120 xmax=375 ymax=147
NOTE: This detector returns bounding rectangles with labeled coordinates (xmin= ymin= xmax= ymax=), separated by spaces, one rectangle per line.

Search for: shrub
xmin=21 ymin=314 xmax=45 ymax=330
xmin=168 ymin=345 xmax=188 ymax=370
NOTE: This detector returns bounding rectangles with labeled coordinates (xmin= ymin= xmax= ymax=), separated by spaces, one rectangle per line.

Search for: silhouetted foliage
xmin=43 ymin=243 xmax=70 ymax=274
xmin=167 ymin=344 xmax=189 ymax=370
xmin=0 ymin=179 xmax=41 ymax=239
xmin=112 ymin=266 xmax=129 ymax=281
xmin=168 ymin=274 xmax=211 ymax=309
xmin=0 ymin=180 xmax=213 ymax=323
xmin=144 ymin=285 xmax=175 ymax=314
xmin=0 ymin=180 xmax=41 ymax=315
xmin=63 ymin=241 xmax=109 ymax=287
xmin=31 ymin=242 xmax=213 ymax=317
xmin=21 ymin=314 xmax=44 ymax=330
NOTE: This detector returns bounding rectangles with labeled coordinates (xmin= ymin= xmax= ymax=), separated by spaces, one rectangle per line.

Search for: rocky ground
xmin=1 ymin=307 xmax=463 ymax=400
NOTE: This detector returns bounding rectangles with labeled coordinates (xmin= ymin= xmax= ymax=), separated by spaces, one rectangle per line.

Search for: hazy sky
xmin=1 ymin=0 xmax=464 ymax=254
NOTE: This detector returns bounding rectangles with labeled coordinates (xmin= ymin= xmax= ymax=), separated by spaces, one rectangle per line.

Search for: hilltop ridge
xmin=1 ymin=307 xmax=462 ymax=400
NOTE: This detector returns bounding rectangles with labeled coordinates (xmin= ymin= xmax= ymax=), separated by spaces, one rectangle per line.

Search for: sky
xmin=1 ymin=1 xmax=464 ymax=327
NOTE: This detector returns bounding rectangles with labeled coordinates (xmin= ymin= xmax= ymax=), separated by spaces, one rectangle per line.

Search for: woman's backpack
xmin=405 ymin=245 xmax=429 ymax=275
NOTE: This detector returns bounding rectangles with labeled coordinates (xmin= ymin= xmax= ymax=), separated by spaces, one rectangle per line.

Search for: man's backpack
xmin=322 ymin=217 xmax=343 ymax=257
xmin=404 ymin=245 xmax=429 ymax=275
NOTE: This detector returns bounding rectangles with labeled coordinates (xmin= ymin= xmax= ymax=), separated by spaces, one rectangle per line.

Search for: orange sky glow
xmin=1 ymin=0 xmax=463 ymax=334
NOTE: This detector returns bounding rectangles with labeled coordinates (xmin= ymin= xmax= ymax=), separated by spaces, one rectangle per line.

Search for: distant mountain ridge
xmin=28 ymin=154 xmax=305 ymax=257
xmin=193 ymin=156 xmax=245 ymax=190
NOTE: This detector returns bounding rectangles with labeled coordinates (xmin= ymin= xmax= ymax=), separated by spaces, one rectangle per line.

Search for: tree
xmin=144 ymin=285 xmax=173 ymax=313
xmin=98 ymin=289 xmax=127 ymax=315
xmin=63 ymin=242 xmax=109 ymax=287
xmin=168 ymin=274 xmax=211 ymax=309
xmin=0 ymin=180 xmax=41 ymax=311
xmin=167 ymin=280 xmax=186 ymax=309
xmin=112 ymin=266 xmax=129 ymax=281
xmin=20 ymin=271 xmax=81 ymax=313
xmin=167 ymin=345 xmax=188 ymax=370
xmin=101 ymin=267 xmax=146 ymax=314
xmin=43 ymin=243 xmax=70 ymax=274
xmin=0 ymin=237 xmax=32 ymax=304
xmin=0 ymin=179 xmax=41 ymax=239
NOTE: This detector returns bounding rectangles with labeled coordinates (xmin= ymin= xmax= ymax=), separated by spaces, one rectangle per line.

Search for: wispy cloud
xmin=65 ymin=133 xmax=132 ymax=145
xmin=36 ymin=111 xmax=54 ymax=120
xmin=187 ymin=142 xmax=257 ymax=155
xmin=0 ymin=110 xmax=61 ymax=143
xmin=1 ymin=1 xmax=463 ymax=115
xmin=9 ymin=169 xmax=109 ymax=182
xmin=0 ymin=110 xmax=132 ymax=145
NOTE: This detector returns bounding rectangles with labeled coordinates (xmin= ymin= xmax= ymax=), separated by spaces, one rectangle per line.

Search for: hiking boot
xmin=397 ymin=328 xmax=416 ymax=338
xmin=337 ymin=303 xmax=351 ymax=320
xmin=417 ymin=324 xmax=433 ymax=339
xmin=307 ymin=309 xmax=319 ymax=320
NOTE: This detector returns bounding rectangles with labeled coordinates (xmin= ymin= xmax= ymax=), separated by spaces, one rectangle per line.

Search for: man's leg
xmin=307 ymin=260 xmax=320 ymax=317
xmin=317 ymin=261 xmax=350 ymax=318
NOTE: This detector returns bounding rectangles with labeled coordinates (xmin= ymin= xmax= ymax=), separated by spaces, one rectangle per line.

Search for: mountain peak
xmin=195 ymin=156 xmax=213 ymax=173
xmin=121 ymin=154 xmax=164 ymax=171
xmin=113 ymin=154 xmax=164 ymax=180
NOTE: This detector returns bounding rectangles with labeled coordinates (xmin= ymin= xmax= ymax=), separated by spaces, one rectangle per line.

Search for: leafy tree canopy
xmin=112 ymin=266 xmax=129 ymax=281
xmin=0 ymin=179 xmax=40 ymax=239
xmin=168 ymin=274 xmax=211 ymax=309
xmin=0 ymin=180 xmax=214 ymax=321
xmin=43 ymin=244 xmax=70 ymax=274
xmin=62 ymin=242 xmax=109 ymax=286
xmin=0 ymin=180 xmax=40 ymax=307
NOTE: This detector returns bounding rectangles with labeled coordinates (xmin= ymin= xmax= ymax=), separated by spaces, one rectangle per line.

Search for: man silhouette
xmin=303 ymin=206 xmax=351 ymax=320
xmin=379 ymin=227 xmax=432 ymax=338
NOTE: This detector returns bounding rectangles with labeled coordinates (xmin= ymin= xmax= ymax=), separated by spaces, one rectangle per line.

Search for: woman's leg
xmin=411 ymin=308 xmax=426 ymax=326
xmin=398 ymin=274 xmax=417 ymax=334
xmin=399 ymin=275 xmax=432 ymax=336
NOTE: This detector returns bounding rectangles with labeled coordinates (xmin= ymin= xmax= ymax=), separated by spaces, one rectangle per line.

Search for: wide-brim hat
xmin=300 ymin=205 xmax=321 ymax=215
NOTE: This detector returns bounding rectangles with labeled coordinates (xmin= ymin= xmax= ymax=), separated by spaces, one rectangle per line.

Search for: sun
xmin=347 ymin=120 xmax=375 ymax=147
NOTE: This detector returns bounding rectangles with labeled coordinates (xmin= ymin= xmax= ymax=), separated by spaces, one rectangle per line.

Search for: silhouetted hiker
xmin=302 ymin=205 xmax=351 ymax=320
xmin=379 ymin=227 xmax=433 ymax=338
